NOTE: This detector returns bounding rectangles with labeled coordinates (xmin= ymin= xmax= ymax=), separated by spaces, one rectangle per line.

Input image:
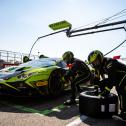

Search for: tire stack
xmin=79 ymin=91 xmax=118 ymax=118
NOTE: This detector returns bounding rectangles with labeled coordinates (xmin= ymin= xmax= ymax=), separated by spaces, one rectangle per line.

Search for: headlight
xmin=17 ymin=72 xmax=38 ymax=79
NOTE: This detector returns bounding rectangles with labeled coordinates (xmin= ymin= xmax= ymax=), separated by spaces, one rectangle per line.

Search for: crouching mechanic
xmin=88 ymin=50 xmax=126 ymax=121
xmin=62 ymin=51 xmax=91 ymax=105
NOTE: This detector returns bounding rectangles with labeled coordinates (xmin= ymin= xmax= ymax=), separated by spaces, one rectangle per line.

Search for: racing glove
xmin=98 ymin=86 xmax=111 ymax=97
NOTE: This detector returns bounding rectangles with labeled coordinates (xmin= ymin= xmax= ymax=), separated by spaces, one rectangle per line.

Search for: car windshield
xmin=20 ymin=58 xmax=67 ymax=68
xmin=20 ymin=58 xmax=55 ymax=67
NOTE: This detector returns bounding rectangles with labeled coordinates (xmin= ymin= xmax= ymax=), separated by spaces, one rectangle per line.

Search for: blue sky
xmin=0 ymin=0 xmax=126 ymax=61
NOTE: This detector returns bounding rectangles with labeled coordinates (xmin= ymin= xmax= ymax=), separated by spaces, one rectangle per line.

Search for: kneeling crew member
xmin=62 ymin=51 xmax=91 ymax=105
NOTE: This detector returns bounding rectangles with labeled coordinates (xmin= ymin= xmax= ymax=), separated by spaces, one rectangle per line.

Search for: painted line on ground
xmin=0 ymin=100 xmax=67 ymax=116
xmin=66 ymin=115 xmax=89 ymax=126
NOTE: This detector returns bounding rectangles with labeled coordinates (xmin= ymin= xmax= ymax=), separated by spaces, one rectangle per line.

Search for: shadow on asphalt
xmin=0 ymin=90 xmax=80 ymax=120
xmin=82 ymin=116 xmax=126 ymax=126
xmin=0 ymin=91 xmax=126 ymax=126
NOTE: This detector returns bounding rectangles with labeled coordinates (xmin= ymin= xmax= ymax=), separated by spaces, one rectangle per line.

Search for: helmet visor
xmin=63 ymin=56 xmax=71 ymax=64
xmin=91 ymin=58 xmax=100 ymax=68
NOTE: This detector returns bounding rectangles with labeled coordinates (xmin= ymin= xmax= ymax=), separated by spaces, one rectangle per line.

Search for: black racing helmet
xmin=88 ymin=50 xmax=104 ymax=68
xmin=62 ymin=51 xmax=74 ymax=64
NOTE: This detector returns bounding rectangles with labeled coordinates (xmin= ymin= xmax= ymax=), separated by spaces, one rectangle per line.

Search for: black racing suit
xmin=94 ymin=57 xmax=126 ymax=112
xmin=65 ymin=58 xmax=91 ymax=100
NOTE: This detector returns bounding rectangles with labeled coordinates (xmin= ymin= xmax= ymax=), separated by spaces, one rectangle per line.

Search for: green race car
xmin=0 ymin=58 xmax=69 ymax=96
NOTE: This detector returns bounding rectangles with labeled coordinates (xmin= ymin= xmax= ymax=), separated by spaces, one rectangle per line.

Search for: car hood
xmin=0 ymin=58 xmax=67 ymax=80
xmin=0 ymin=66 xmax=31 ymax=80
xmin=0 ymin=65 xmax=58 ymax=81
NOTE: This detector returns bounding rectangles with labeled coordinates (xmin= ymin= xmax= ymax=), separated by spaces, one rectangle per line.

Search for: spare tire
xmin=79 ymin=91 xmax=118 ymax=118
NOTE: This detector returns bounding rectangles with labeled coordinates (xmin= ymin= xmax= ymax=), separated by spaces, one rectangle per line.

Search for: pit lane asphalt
xmin=0 ymin=91 xmax=125 ymax=126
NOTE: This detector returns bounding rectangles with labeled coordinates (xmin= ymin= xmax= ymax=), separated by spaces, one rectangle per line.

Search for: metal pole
xmin=28 ymin=29 xmax=69 ymax=58
xmin=69 ymin=20 xmax=126 ymax=34
xmin=69 ymin=27 xmax=124 ymax=37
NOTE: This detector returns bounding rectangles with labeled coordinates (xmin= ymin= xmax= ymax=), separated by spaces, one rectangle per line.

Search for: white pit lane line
xmin=66 ymin=115 xmax=89 ymax=126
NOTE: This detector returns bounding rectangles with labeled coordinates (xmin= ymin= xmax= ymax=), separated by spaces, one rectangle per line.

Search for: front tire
xmin=48 ymin=69 xmax=64 ymax=96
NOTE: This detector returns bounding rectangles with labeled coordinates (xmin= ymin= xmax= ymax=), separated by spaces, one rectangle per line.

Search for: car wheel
xmin=79 ymin=91 xmax=118 ymax=118
xmin=48 ymin=69 xmax=64 ymax=96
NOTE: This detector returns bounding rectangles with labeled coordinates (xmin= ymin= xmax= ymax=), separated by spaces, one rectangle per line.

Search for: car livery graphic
xmin=0 ymin=58 xmax=69 ymax=96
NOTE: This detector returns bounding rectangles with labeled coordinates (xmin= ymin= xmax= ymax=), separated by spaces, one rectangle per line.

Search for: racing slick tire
xmin=48 ymin=69 xmax=64 ymax=96
xmin=79 ymin=91 xmax=118 ymax=118
xmin=82 ymin=86 xmax=96 ymax=92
